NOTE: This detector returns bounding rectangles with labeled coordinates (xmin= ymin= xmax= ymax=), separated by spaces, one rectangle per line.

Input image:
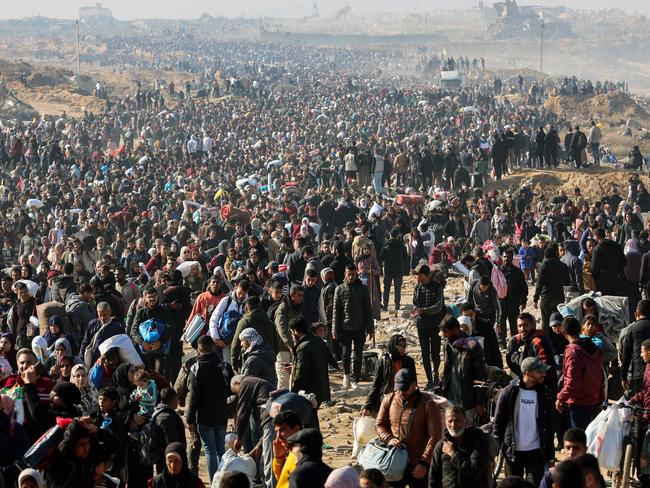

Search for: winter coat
xmin=50 ymin=275 xmax=76 ymax=304
xmin=242 ymin=342 xmax=277 ymax=386
xmin=291 ymin=333 xmax=330 ymax=405
xmin=533 ymin=257 xmax=570 ymax=303
xmin=429 ymin=427 xmax=492 ymax=488
xmin=492 ymin=378 xmax=555 ymax=464
xmin=332 ymin=280 xmax=374 ymax=335
xmin=234 ymin=376 xmax=274 ymax=439
xmin=500 ymin=263 xmax=528 ymax=311
xmin=79 ymin=318 xmax=125 ymax=367
xmin=128 ymin=304 xmax=174 ymax=347
xmin=65 ymin=294 xmax=96 ymax=341
xmin=154 ymin=403 xmax=187 ymax=450
xmin=380 ymin=238 xmax=409 ymax=277
xmin=621 ymin=318 xmax=650 ymax=384
xmin=441 ymin=335 xmax=487 ymax=410
xmin=364 ymin=335 xmax=417 ymax=412
xmin=467 ymin=281 xmax=500 ymax=323
xmin=376 ymin=390 xmax=443 ymax=467
xmin=591 ymin=239 xmax=627 ymax=294
xmin=505 ymin=331 xmax=557 ymax=389
xmin=231 ymin=309 xmax=281 ymax=371
xmin=413 ymin=274 xmax=446 ymax=330
xmin=560 ymin=240 xmax=584 ymax=293
xmin=557 ymin=338 xmax=604 ymax=407
xmin=186 ymin=352 xmax=228 ymax=427
xmin=275 ymin=295 xmax=303 ymax=352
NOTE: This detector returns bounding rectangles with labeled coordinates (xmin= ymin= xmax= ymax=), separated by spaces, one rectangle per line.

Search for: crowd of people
xmin=0 ymin=36 xmax=647 ymax=488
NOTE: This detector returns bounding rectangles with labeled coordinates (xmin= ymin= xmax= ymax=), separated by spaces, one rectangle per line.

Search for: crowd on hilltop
xmin=0 ymin=38 xmax=648 ymax=488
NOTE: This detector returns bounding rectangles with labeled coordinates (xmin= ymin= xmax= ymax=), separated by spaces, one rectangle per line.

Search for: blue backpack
xmin=138 ymin=318 xmax=170 ymax=354
xmin=217 ymin=296 xmax=241 ymax=345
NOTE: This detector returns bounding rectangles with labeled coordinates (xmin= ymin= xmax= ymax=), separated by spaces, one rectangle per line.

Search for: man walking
xmin=499 ymin=249 xmax=527 ymax=347
xmin=411 ymin=264 xmax=446 ymax=389
xmin=380 ymin=229 xmax=409 ymax=311
xmin=589 ymin=120 xmax=601 ymax=165
xmin=333 ymin=264 xmax=374 ymax=389
xmin=186 ymin=335 xmax=229 ymax=482
xmin=621 ymin=300 xmax=650 ymax=394
xmin=493 ymin=357 xmax=555 ymax=486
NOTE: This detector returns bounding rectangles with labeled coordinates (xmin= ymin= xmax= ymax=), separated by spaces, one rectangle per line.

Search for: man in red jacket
xmin=555 ymin=316 xmax=604 ymax=430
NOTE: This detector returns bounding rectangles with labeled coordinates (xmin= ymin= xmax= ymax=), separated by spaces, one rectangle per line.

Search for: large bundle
xmin=559 ymin=292 xmax=629 ymax=340
xmin=36 ymin=302 xmax=69 ymax=336
xmin=219 ymin=205 xmax=251 ymax=224
xmin=395 ymin=194 xmax=424 ymax=206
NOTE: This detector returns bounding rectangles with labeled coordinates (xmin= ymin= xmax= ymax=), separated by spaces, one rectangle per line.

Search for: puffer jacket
xmin=364 ymin=334 xmax=417 ymax=412
xmin=376 ymin=390 xmax=443 ymax=467
xmin=557 ymin=337 xmax=604 ymax=407
xmin=380 ymin=238 xmax=409 ymax=277
xmin=441 ymin=334 xmax=487 ymax=410
xmin=332 ymin=279 xmax=373 ymax=336
xmin=493 ymin=378 xmax=555 ymax=464
xmin=621 ymin=319 xmax=650 ymax=386
xmin=241 ymin=342 xmax=277 ymax=386
xmin=505 ymin=331 xmax=557 ymax=390
xmin=429 ymin=427 xmax=492 ymax=488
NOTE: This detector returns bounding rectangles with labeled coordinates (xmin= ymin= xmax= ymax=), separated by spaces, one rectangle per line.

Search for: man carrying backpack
xmin=209 ymin=279 xmax=249 ymax=364
xmin=187 ymin=335 xmax=229 ymax=482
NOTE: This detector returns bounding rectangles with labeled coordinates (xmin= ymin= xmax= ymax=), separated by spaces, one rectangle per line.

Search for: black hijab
xmin=160 ymin=442 xmax=198 ymax=488
xmin=387 ymin=334 xmax=406 ymax=361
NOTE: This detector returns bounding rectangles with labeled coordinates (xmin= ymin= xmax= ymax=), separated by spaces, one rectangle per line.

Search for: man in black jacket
xmin=153 ymin=387 xmax=186 ymax=472
xmin=559 ymin=240 xmax=584 ymax=296
xmin=493 ymin=357 xmax=555 ymax=486
xmin=333 ymin=264 xmax=374 ymax=389
xmin=186 ymin=335 xmax=229 ymax=481
xmin=380 ymin=229 xmax=409 ymax=311
xmin=287 ymin=428 xmax=332 ymax=488
xmin=533 ymin=244 xmax=570 ymax=332
xmin=499 ymin=249 xmax=528 ymax=347
xmin=620 ymin=300 xmax=650 ymax=394
xmin=440 ymin=317 xmax=487 ymax=426
xmin=591 ymin=227 xmax=627 ymax=296
xmin=429 ymin=406 xmax=492 ymax=488
xmin=412 ymin=264 xmax=446 ymax=390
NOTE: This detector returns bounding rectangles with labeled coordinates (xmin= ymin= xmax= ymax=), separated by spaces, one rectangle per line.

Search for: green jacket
xmin=291 ymin=333 xmax=330 ymax=406
xmin=231 ymin=309 xmax=281 ymax=371
xmin=274 ymin=296 xmax=303 ymax=352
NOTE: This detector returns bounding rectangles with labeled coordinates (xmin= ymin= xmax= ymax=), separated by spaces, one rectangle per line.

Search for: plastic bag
xmin=352 ymin=417 xmax=376 ymax=458
xmin=212 ymin=448 xmax=257 ymax=487
xmin=585 ymin=404 xmax=629 ymax=469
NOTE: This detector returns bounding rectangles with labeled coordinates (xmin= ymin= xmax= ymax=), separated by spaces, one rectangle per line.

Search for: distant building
xmin=79 ymin=3 xmax=113 ymax=20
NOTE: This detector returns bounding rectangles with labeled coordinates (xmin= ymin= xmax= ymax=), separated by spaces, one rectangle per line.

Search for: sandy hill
xmin=544 ymin=91 xmax=650 ymax=125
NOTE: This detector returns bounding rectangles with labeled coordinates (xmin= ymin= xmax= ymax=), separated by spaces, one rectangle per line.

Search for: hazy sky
xmin=1 ymin=0 xmax=648 ymax=19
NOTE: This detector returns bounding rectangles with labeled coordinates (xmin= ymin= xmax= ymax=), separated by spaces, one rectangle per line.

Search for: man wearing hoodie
xmin=556 ymin=316 xmax=604 ymax=430
xmin=287 ymin=428 xmax=332 ymax=488
xmin=493 ymin=357 xmax=555 ymax=486
xmin=65 ymin=283 xmax=96 ymax=344
xmin=380 ymin=229 xmax=409 ymax=311
xmin=559 ymin=240 xmax=584 ymax=296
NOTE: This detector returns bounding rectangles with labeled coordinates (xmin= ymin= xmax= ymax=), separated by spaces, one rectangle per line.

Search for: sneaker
xmin=342 ymin=374 xmax=350 ymax=390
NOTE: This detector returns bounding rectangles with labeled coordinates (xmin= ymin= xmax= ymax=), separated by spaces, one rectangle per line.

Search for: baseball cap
xmin=394 ymin=368 xmax=417 ymax=391
xmin=549 ymin=312 xmax=564 ymax=327
xmin=521 ymin=357 xmax=550 ymax=374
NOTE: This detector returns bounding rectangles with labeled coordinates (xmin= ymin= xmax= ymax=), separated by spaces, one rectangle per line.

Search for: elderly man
xmin=80 ymin=302 xmax=125 ymax=367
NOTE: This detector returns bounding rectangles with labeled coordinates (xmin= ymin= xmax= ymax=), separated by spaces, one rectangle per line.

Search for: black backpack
xmin=130 ymin=407 xmax=166 ymax=465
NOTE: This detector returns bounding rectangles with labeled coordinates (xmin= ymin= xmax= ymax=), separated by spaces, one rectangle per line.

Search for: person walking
xmin=290 ymin=319 xmax=330 ymax=407
xmin=621 ymin=300 xmax=650 ymax=394
xmin=332 ymin=264 xmax=374 ymax=389
xmin=499 ymin=248 xmax=527 ymax=347
xmin=186 ymin=335 xmax=229 ymax=481
xmin=493 ymin=357 xmax=555 ymax=486
xmin=439 ymin=317 xmax=487 ymax=426
xmin=429 ymin=406 xmax=492 ymax=488
xmin=533 ymin=244 xmax=570 ymax=333
xmin=275 ymin=284 xmax=304 ymax=389
xmin=380 ymin=229 xmax=409 ymax=311
xmin=555 ymin=317 xmax=604 ymax=430
xmin=375 ymin=369 xmax=443 ymax=488
xmin=411 ymin=265 xmax=446 ymax=390
xmin=591 ymin=227 xmax=627 ymax=296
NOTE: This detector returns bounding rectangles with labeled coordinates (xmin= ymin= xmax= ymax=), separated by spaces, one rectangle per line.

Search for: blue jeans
xmin=591 ymin=142 xmax=600 ymax=164
xmin=568 ymin=405 xmax=597 ymax=431
xmin=373 ymin=171 xmax=384 ymax=193
xmin=198 ymin=424 xmax=226 ymax=481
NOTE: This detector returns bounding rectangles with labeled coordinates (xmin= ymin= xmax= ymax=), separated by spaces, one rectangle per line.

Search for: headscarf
xmin=0 ymin=333 xmax=16 ymax=372
xmin=625 ymin=238 xmax=639 ymax=255
xmin=18 ymin=468 xmax=45 ymax=488
xmin=52 ymin=381 xmax=82 ymax=408
xmin=325 ymin=467 xmax=361 ymax=488
xmin=386 ymin=334 xmax=406 ymax=361
xmin=320 ymin=267 xmax=333 ymax=283
xmin=161 ymin=442 xmax=197 ymax=488
xmin=53 ymin=337 xmax=73 ymax=357
xmin=213 ymin=266 xmax=233 ymax=290
xmin=71 ymin=364 xmax=99 ymax=415
xmin=239 ymin=328 xmax=263 ymax=351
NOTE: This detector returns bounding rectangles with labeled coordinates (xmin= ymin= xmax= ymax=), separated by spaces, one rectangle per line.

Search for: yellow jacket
xmin=273 ymin=451 xmax=296 ymax=488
